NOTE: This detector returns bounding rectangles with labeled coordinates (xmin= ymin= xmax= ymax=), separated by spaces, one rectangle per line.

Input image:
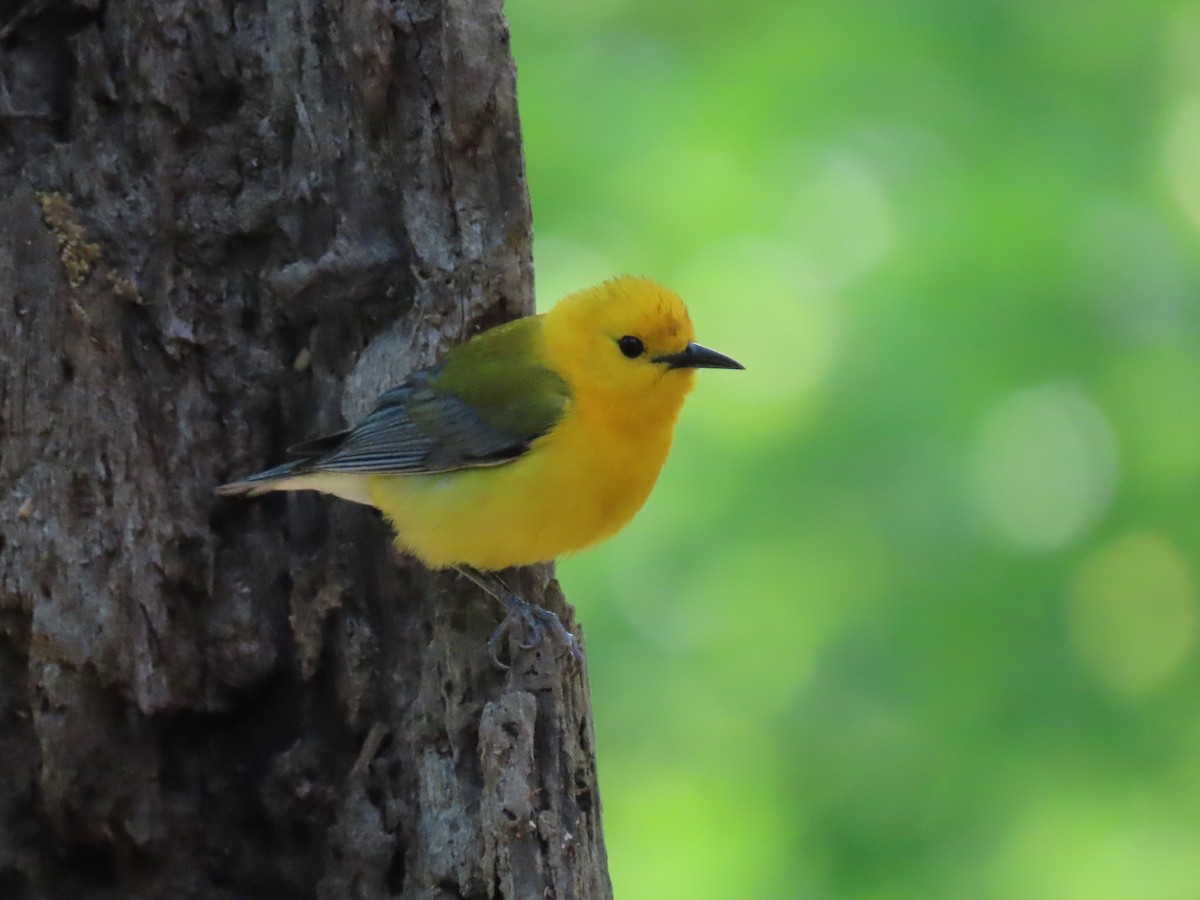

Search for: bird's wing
xmin=294 ymin=320 xmax=571 ymax=476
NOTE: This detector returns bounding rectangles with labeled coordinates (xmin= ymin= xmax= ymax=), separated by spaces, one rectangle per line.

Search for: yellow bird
xmin=217 ymin=276 xmax=743 ymax=664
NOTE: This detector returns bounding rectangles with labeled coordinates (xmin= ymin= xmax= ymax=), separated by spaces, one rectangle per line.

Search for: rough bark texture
xmin=0 ymin=1 xmax=611 ymax=897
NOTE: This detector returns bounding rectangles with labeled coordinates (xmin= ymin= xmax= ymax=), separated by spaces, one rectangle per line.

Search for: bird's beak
xmin=653 ymin=341 xmax=745 ymax=371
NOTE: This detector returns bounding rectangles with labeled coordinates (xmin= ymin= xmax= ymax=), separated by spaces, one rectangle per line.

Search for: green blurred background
xmin=506 ymin=1 xmax=1200 ymax=898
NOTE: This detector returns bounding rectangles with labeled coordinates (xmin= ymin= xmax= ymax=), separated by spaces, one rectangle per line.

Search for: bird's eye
xmin=617 ymin=335 xmax=645 ymax=359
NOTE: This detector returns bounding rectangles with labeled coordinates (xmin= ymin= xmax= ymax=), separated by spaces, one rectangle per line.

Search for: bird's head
xmin=542 ymin=276 xmax=743 ymax=421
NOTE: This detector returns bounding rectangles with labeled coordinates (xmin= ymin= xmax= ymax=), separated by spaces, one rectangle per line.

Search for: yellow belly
xmin=367 ymin=409 xmax=673 ymax=570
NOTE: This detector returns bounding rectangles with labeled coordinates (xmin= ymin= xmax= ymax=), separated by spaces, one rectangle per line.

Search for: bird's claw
xmin=487 ymin=615 xmax=516 ymax=670
xmin=488 ymin=594 xmax=584 ymax=671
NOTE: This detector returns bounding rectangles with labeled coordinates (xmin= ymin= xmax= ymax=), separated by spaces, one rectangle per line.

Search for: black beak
xmin=653 ymin=341 xmax=744 ymax=371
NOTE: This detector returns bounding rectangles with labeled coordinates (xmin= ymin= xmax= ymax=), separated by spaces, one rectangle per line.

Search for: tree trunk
xmin=0 ymin=1 xmax=611 ymax=897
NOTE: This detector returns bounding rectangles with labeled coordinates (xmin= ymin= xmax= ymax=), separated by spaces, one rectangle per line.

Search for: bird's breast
xmin=368 ymin=403 xmax=677 ymax=570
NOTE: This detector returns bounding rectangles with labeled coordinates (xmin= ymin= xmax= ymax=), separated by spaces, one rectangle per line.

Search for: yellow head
xmin=541 ymin=276 xmax=743 ymax=425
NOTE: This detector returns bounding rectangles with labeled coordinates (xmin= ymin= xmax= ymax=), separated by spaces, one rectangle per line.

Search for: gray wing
xmin=216 ymin=338 xmax=571 ymax=496
xmin=275 ymin=348 xmax=572 ymax=481
xmin=303 ymin=375 xmax=533 ymax=475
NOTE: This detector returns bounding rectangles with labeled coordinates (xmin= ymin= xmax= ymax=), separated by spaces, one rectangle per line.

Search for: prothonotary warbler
xmin=217 ymin=276 xmax=743 ymax=666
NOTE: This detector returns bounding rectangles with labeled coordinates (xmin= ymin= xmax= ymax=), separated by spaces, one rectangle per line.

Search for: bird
xmin=216 ymin=276 xmax=743 ymax=667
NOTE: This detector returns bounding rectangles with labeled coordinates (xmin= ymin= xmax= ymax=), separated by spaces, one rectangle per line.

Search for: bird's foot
xmin=488 ymin=594 xmax=584 ymax=671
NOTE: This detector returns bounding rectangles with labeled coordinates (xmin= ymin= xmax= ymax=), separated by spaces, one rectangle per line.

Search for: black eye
xmin=617 ymin=335 xmax=645 ymax=359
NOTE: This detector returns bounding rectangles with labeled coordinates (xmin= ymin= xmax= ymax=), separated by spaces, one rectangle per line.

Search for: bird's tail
xmin=215 ymin=459 xmax=374 ymax=506
xmin=214 ymin=460 xmax=307 ymax=497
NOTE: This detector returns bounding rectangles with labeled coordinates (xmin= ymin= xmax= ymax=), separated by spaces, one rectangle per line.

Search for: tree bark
xmin=0 ymin=1 xmax=611 ymax=898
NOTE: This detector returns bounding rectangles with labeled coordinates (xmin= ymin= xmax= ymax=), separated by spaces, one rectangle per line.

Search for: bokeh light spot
xmin=778 ymin=143 xmax=895 ymax=290
xmin=1069 ymin=532 xmax=1197 ymax=696
xmin=1163 ymin=94 xmax=1200 ymax=237
xmin=675 ymin=237 xmax=844 ymax=441
xmin=973 ymin=383 xmax=1118 ymax=553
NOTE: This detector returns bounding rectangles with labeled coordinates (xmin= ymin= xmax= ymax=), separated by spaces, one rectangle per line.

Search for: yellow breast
xmin=368 ymin=402 xmax=676 ymax=570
